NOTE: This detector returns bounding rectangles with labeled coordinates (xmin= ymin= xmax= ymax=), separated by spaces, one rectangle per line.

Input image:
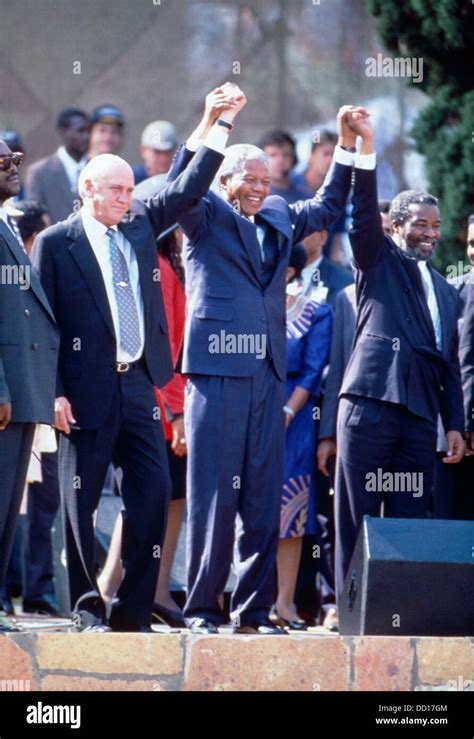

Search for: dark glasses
xmin=0 ymin=152 xmax=24 ymax=172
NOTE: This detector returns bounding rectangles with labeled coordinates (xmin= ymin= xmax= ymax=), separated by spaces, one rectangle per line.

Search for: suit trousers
xmin=335 ymin=395 xmax=437 ymax=602
xmin=58 ymin=363 xmax=171 ymax=628
xmin=0 ymin=422 xmax=36 ymax=589
xmin=433 ymin=454 xmax=474 ymax=520
xmin=184 ymin=357 xmax=285 ymax=626
xmin=24 ymin=451 xmax=60 ymax=599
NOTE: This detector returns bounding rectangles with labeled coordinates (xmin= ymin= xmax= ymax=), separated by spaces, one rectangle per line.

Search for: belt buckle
xmin=116 ymin=362 xmax=130 ymax=373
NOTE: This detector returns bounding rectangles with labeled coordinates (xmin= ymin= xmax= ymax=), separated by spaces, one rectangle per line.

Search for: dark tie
xmin=256 ymin=220 xmax=278 ymax=287
xmin=106 ymin=227 xmax=142 ymax=357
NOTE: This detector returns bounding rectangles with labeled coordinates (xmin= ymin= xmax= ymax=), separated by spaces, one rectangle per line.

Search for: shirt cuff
xmin=354 ymin=151 xmax=376 ymax=170
xmin=185 ymin=135 xmax=202 ymax=153
xmin=186 ymin=124 xmax=229 ymax=155
xmin=333 ymin=145 xmax=355 ymax=167
xmin=203 ymin=124 xmax=230 ymax=154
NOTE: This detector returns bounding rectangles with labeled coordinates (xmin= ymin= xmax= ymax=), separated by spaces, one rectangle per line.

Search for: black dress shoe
xmin=79 ymin=624 xmax=112 ymax=633
xmin=0 ymin=613 xmax=22 ymax=632
xmin=271 ymin=610 xmax=308 ymax=631
xmin=0 ymin=594 xmax=14 ymax=615
xmin=189 ymin=618 xmax=219 ymax=635
xmin=23 ymin=594 xmax=60 ymax=616
xmin=233 ymin=618 xmax=288 ymax=635
xmin=71 ymin=609 xmax=109 ymax=632
xmin=152 ymin=603 xmax=186 ymax=628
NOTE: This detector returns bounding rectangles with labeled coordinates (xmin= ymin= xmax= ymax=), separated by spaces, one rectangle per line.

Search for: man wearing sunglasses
xmin=0 ymin=139 xmax=59 ymax=632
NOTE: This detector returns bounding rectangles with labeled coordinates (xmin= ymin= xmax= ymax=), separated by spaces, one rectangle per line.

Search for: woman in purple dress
xmin=274 ymin=244 xmax=333 ymax=629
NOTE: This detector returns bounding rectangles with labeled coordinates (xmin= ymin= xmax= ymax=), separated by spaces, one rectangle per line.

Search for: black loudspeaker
xmin=339 ymin=516 xmax=474 ymax=636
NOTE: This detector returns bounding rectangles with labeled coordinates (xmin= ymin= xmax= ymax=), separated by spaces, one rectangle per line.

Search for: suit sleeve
xmin=31 ymin=233 xmax=65 ymax=398
xmin=349 ymin=167 xmax=387 ymax=271
xmin=166 ymin=143 xmax=195 ymax=183
xmin=0 ymin=358 xmax=11 ymax=405
xmin=160 ymin=373 xmax=186 ymax=417
xmin=439 ymin=314 xmax=466 ymax=434
xmin=292 ymin=307 xmax=333 ymax=398
xmin=460 ymin=284 xmax=474 ymax=431
xmin=289 ymin=160 xmax=353 ymax=245
xmin=319 ymin=291 xmax=351 ymax=439
xmin=25 ymin=163 xmax=45 ymax=205
xmin=145 ymin=145 xmax=223 ymax=238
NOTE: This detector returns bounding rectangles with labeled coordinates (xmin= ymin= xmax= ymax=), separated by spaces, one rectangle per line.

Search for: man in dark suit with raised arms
xmin=167 ymin=94 xmax=369 ymax=635
xmin=335 ymin=112 xmax=466 ymax=601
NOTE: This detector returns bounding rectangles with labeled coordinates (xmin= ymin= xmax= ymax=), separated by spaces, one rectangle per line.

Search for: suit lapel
xmin=257 ymin=208 xmax=293 ymax=243
xmin=255 ymin=209 xmax=292 ymax=285
xmin=0 ymin=218 xmax=27 ymax=264
xmin=0 ymin=220 xmax=56 ymax=323
xmin=67 ymin=215 xmax=116 ymax=339
xmin=430 ymin=265 xmax=454 ymax=356
xmin=396 ymin=247 xmax=437 ymax=344
xmin=232 ymin=209 xmax=262 ymax=282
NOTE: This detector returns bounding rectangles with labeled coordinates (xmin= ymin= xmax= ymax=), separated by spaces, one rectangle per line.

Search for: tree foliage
xmin=366 ymin=0 xmax=474 ymax=269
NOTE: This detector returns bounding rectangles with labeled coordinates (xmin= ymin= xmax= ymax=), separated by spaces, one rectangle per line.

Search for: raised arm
xmin=289 ymin=106 xmax=362 ymax=244
xmin=346 ymin=113 xmax=386 ymax=271
xmin=146 ymin=85 xmax=246 ymax=236
xmin=167 ymin=85 xmax=244 ymax=183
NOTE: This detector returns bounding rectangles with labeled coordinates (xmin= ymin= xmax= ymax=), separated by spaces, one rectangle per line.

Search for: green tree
xmin=366 ymin=0 xmax=474 ymax=271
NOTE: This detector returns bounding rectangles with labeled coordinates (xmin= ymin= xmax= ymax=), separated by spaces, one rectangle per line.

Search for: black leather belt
xmin=114 ymin=357 xmax=144 ymax=373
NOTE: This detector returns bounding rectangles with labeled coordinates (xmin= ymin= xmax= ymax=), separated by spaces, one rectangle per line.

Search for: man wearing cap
xmin=26 ymin=109 xmax=90 ymax=224
xmin=88 ymin=105 xmax=125 ymax=159
xmin=133 ymin=120 xmax=178 ymax=185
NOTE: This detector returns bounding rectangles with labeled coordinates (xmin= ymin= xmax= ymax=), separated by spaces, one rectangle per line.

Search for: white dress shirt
xmin=186 ymin=124 xmax=230 ymax=155
xmin=81 ymin=208 xmax=145 ymax=362
xmin=418 ymin=260 xmax=442 ymax=351
xmin=57 ymin=146 xmax=87 ymax=191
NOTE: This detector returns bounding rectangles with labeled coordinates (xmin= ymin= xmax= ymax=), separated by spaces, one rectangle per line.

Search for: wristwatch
xmin=216 ymin=119 xmax=233 ymax=131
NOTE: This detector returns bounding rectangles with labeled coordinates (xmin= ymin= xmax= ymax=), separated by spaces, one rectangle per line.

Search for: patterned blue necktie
xmin=106 ymin=227 xmax=142 ymax=357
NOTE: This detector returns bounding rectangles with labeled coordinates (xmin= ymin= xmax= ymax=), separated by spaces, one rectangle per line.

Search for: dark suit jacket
xmin=26 ymin=152 xmax=80 ymax=224
xmin=341 ymin=166 xmax=464 ymax=432
xmin=302 ymin=255 xmax=354 ymax=307
xmin=460 ymin=283 xmax=474 ymax=432
xmin=0 ymin=221 xmax=59 ymax=424
xmin=32 ymin=145 xmax=224 ymax=429
xmin=319 ymin=283 xmax=356 ymax=439
xmin=448 ymin=271 xmax=473 ymax=317
xmin=167 ymin=145 xmax=353 ymax=380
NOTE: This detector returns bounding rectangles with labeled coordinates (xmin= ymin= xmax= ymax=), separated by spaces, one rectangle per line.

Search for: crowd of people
xmin=0 ymin=83 xmax=472 ymax=635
